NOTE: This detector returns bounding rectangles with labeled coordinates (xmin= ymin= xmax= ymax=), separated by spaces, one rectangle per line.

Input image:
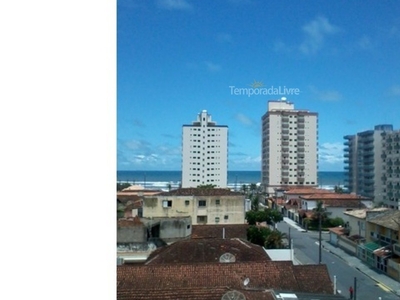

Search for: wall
xmin=159 ymin=217 xmax=192 ymax=242
xmin=117 ymin=225 xmax=147 ymax=243
xmin=143 ymin=194 xmax=245 ymax=225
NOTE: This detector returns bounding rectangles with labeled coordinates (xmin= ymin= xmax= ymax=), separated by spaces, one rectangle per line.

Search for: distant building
xmin=381 ymin=130 xmax=400 ymax=209
xmin=142 ymin=188 xmax=245 ymax=225
xmin=261 ymin=99 xmax=318 ymax=194
xmin=343 ymin=124 xmax=393 ymax=206
xmin=181 ymin=110 xmax=228 ymax=188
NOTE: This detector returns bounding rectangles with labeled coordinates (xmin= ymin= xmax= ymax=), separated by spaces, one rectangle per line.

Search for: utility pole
xmin=354 ymin=277 xmax=357 ymax=300
xmin=319 ymin=213 xmax=322 ymax=264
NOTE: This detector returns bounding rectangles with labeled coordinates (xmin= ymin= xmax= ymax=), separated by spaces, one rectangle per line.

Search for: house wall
xmin=347 ymin=215 xmax=365 ymax=237
xmin=337 ymin=235 xmax=357 ymax=255
xmin=143 ymin=195 xmax=245 ymax=225
xmin=325 ymin=207 xmax=351 ymax=220
xmin=117 ymin=225 xmax=147 ymax=243
xmin=159 ymin=218 xmax=192 ymax=242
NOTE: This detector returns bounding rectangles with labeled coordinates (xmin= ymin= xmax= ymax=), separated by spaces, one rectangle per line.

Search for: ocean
xmin=117 ymin=171 xmax=345 ymax=191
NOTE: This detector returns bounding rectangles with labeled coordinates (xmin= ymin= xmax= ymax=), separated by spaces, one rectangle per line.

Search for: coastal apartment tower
xmin=344 ymin=124 xmax=394 ymax=207
xmin=262 ymin=99 xmax=318 ymax=193
xmin=181 ymin=110 xmax=228 ymax=188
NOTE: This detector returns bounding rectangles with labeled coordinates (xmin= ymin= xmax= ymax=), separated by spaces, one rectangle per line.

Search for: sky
xmin=117 ymin=0 xmax=400 ymax=172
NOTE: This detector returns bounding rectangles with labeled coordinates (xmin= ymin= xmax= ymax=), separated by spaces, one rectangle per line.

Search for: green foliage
xmin=264 ymin=230 xmax=287 ymax=249
xmin=117 ymin=182 xmax=131 ymax=191
xmin=328 ymin=217 xmax=345 ymax=227
xmin=247 ymin=225 xmax=272 ymax=246
xmin=197 ymin=184 xmax=216 ymax=189
xmin=245 ymin=209 xmax=283 ymax=225
xmin=247 ymin=226 xmax=287 ymax=249
xmin=251 ymin=194 xmax=259 ymax=211
xmin=334 ymin=185 xmax=344 ymax=193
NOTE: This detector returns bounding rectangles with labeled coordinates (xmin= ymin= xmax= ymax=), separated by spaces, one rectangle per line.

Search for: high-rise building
xmin=381 ymin=129 xmax=400 ymax=209
xmin=343 ymin=124 xmax=393 ymax=206
xmin=261 ymin=98 xmax=318 ymax=193
xmin=182 ymin=110 xmax=228 ymax=188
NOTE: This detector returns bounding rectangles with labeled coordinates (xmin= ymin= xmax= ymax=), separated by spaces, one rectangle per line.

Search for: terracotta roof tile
xmin=300 ymin=193 xmax=369 ymax=200
xmin=284 ymin=188 xmax=332 ymax=195
xmin=117 ymin=262 xmax=333 ymax=299
xmin=192 ymin=224 xmax=249 ymax=240
xmin=159 ymin=188 xmax=243 ymax=196
xmin=117 ymin=216 xmax=143 ymax=227
xmin=145 ymin=238 xmax=269 ymax=264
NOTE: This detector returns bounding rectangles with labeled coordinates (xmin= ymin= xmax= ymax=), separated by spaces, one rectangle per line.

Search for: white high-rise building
xmin=181 ymin=110 xmax=228 ymax=188
xmin=262 ymin=99 xmax=318 ymax=193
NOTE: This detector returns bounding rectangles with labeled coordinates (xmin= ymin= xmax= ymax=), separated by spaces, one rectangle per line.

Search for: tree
xmin=241 ymin=184 xmax=248 ymax=195
xmin=247 ymin=226 xmax=271 ymax=246
xmin=117 ymin=182 xmax=131 ymax=191
xmin=166 ymin=183 xmax=172 ymax=192
xmin=197 ymin=184 xmax=216 ymax=189
xmin=249 ymin=183 xmax=257 ymax=195
xmin=334 ymin=185 xmax=344 ymax=194
xmin=245 ymin=209 xmax=283 ymax=226
xmin=313 ymin=201 xmax=327 ymax=264
xmin=251 ymin=194 xmax=260 ymax=211
xmin=264 ymin=230 xmax=287 ymax=249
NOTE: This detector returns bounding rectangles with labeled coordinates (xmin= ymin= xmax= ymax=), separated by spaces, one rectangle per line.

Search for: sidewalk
xmin=322 ymin=238 xmax=400 ymax=297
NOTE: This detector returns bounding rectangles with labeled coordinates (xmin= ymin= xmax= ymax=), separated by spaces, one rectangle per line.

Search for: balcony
xmin=297 ymin=123 xmax=305 ymax=129
xmin=297 ymin=130 xmax=305 ymax=135
xmin=297 ymin=141 xmax=305 ymax=146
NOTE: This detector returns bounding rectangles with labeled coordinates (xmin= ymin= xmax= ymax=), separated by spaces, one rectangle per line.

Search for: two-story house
xmin=143 ymin=188 xmax=246 ymax=225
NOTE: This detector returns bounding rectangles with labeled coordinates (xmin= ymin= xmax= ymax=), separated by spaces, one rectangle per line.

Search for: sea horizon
xmin=117 ymin=170 xmax=346 ymax=191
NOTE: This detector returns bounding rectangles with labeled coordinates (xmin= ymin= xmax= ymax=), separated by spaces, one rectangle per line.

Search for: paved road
xmin=277 ymin=221 xmax=400 ymax=300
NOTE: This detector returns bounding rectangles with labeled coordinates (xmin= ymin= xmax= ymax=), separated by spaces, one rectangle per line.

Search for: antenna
xmin=221 ymin=290 xmax=246 ymax=300
xmin=243 ymin=277 xmax=250 ymax=286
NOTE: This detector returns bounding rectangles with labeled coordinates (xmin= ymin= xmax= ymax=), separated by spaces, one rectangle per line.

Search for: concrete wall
xmin=159 ymin=217 xmax=192 ymax=242
xmin=143 ymin=195 xmax=245 ymax=225
xmin=117 ymin=225 xmax=147 ymax=243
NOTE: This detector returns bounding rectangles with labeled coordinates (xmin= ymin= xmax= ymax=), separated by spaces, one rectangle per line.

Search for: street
xmin=277 ymin=220 xmax=400 ymax=300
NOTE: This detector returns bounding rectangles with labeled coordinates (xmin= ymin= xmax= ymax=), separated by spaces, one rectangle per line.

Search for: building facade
xmin=344 ymin=124 xmax=393 ymax=205
xmin=381 ymin=130 xmax=400 ymax=209
xmin=182 ymin=110 xmax=228 ymax=188
xmin=142 ymin=188 xmax=246 ymax=225
xmin=262 ymin=99 xmax=318 ymax=192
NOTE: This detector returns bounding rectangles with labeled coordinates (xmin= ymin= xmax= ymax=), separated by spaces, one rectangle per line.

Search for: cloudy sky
xmin=117 ymin=0 xmax=400 ymax=171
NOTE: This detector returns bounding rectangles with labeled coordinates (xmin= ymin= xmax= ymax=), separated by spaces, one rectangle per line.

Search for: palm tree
xmin=249 ymin=183 xmax=257 ymax=195
xmin=264 ymin=230 xmax=287 ymax=249
xmin=313 ymin=201 xmax=327 ymax=264
xmin=241 ymin=184 xmax=248 ymax=195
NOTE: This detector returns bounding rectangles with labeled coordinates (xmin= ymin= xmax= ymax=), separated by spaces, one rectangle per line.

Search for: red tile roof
xmin=145 ymin=238 xmax=269 ymax=264
xmin=284 ymin=188 xmax=332 ymax=195
xmin=117 ymin=261 xmax=333 ymax=299
xmin=191 ymin=224 xmax=249 ymax=240
xmin=117 ymin=216 xmax=143 ymax=227
xmin=158 ymin=188 xmax=243 ymax=196
xmin=300 ymin=193 xmax=368 ymax=200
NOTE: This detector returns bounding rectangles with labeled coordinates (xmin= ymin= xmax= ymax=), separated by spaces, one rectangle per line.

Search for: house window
xmin=197 ymin=216 xmax=207 ymax=223
xmin=216 ymin=199 xmax=220 ymax=205
xmin=199 ymin=200 xmax=206 ymax=207
xmin=215 ymin=217 xmax=220 ymax=223
xmin=224 ymin=215 xmax=229 ymax=220
xmin=185 ymin=200 xmax=190 ymax=206
xmin=162 ymin=200 xmax=172 ymax=208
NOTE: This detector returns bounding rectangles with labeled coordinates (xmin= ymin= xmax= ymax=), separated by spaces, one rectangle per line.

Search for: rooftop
xmin=117 ymin=261 xmax=333 ymax=299
xmin=367 ymin=209 xmax=400 ymax=231
xmin=191 ymin=224 xmax=249 ymax=240
xmin=145 ymin=238 xmax=269 ymax=265
xmin=284 ymin=188 xmax=333 ymax=195
xmin=158 ymin=188 xmax=243 ymax=196
xmin=343 ymin=207 xmax=389 ymax=219
xmin=300 ymin=193 xmax=369 ymax=200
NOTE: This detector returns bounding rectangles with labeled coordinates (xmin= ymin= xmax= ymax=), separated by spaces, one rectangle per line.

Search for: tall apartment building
xmin=181 ymin=110 xmax=228 ymax=188
xmin=381 ymin=129 xmax=400 ymax=209
xmin=261 ymin=98 xmax=318 ymax=193
xmin=343 ymin=124 xmax=393 ymax=205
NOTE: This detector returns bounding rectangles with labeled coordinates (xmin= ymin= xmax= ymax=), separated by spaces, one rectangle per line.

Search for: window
xmin=216 ymin=199 xmax=220 ymax=205
xmin=215 ymin=217 xmax=220 ymax=223
xmin=162 ymin=200 xmax=172 ymax=208
xmin=224 ymin=215 xmax=229 ymax=220
xmin=197 ymin=216 xmax=207 ymax=223
xmin=199 ymin=200 xmax=206 ymax=207
xmin=185 ymin=200 xmax=190 ymax=206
